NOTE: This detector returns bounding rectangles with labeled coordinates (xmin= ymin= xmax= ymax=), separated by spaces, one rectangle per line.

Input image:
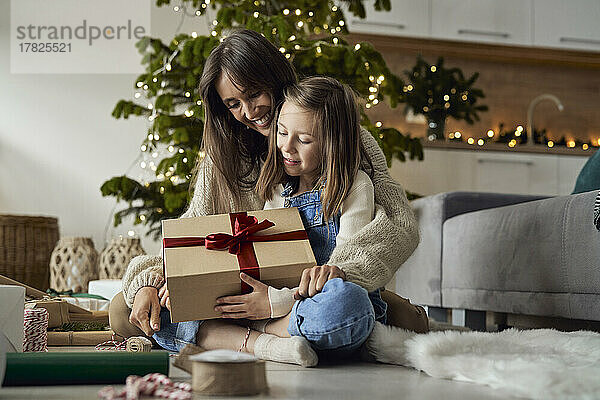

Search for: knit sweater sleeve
xmin=327 ymin=128 xmax=420 ymax=292
xmin=121 ymin=157 xmax=217 ymax=308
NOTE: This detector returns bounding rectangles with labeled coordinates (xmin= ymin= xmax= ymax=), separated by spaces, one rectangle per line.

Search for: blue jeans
xmin=288 ymin=278 xmax=384 ymax=355
xmin=152 ymin=308 xmax=202 ymax=353
xmin=153 ymin=278 xmax=386 ymax=355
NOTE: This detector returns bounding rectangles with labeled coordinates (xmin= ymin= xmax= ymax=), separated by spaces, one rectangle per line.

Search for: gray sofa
xmin=395 ymin=190 xmax=600 ymax=325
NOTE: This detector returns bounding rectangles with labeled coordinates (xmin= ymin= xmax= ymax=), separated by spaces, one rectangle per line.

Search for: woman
xmin=110 ymin=29 xmax=427 ymax=365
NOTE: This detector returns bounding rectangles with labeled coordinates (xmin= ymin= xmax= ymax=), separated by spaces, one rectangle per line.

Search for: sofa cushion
xmin=442 ymin=190 xmax=600 ymax=321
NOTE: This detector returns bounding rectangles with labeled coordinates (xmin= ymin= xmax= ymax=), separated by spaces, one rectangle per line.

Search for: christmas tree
xmin=101 ymin=0 xmax=424 ymax=239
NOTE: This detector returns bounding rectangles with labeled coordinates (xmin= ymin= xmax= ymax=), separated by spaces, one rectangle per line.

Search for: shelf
xmin=423 ymin=140 xmax=595 ymax=156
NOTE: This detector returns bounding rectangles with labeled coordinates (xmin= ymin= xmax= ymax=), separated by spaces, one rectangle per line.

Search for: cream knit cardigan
xmin=121 ymin=129 xmax=419 ymax=307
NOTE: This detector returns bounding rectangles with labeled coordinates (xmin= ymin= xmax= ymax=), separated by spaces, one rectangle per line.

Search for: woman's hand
xmin=294 ymin=265 xmax=346 ymax=300
xmin=158 ymin=284 xmax=171 ymax=311
xmin=129 ymin=286 xmax=161 ymax=336
xmin=214 ymin=273 xmax=271 ymax=320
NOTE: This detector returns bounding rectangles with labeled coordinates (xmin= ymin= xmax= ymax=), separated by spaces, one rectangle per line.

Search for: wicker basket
xmin=99 ymin=237 xmax=146 ymax=279
xmin=0 ymin=214 xmax=59 ymax=291
xmin=49 ymin=237 xmax=98 ymax=292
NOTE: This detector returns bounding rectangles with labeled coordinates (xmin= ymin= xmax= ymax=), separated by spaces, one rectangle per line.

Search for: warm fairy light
xmin=378 ymin=75 xmax=385 ymax=82
xmin=134 ymin=92 xmax=141 ymax=98
xmin=279 ymin=47 xmax=285 ymax=53
xmin=211 ymin=30 xmax=217 ymax=36
xmin=283 ymin=8 xmax=289 ymax=15
xmin=178 ymin=148 xmax=184 ymax=153
xmin=375 ymin=121 xmax=382 ymax=128
xmin=141 ymin=144 xmax=147 ymax=151
xmin=567 ymin=140 xmax=576 ymax=148
xmin=294 ymin=44 xmax=300 ymax=50
xmin=461 ymin=94 xmax=468 ymax=101
xmin=515 ymin=130 xmax=521 ymax=137
xmin=191 ymin=31 xmax=198 ymax=38
xmin=173 ymin=6 xmax=180 ymax=12
xmin=253 ymin=11 xmax=259 ymax=17
xmin=368 ymin=94 xmax=375 ymax=100
xmin=449 ymin=132 xmax=455 ymax=139
xmin=508 ymin=140 xmax=516 ymax=148
xmin=147 ymin=103 xmax=153 ymax=109
xmin=316 ymin=46 xmax=322 ymax=53
xmin=332 ymin=5 xmax=338 ymax=11
xmin=372 ymin=99 xmax=379 ymax=105
xmin=583 ymin=144 xmax=589 ymax=150
xmin=128 ymin=230 xmax=135 ymax=237
xmin=195 ymin=10 xmax=201 ymax=15
xmin=369 ymin=87 xmax=377 ymax=93
xmin=407 ymin=85 xmax=413 ymax=91
xmin=487 ymin=129 xmax=494 ymax=137
xmin=548 ymin=141 xmax=554 ymax=148
xmin=335 ymin=26 xmax=341 ymax=32
xmin=366 ymin=103 xmax=371 ymax=109
xmin=297 ymin=21 xmax=304 ymax=28
xmin=295 ymin=9 xmax=301 ymax=15
xmin=184 ymin=91 xmax=191 ymax=97
xmin=139 ymin=215 xmax=146 ymax=221
xmin=168 ymin=145 xmax=174 ymax=152
xmin=308 ymin=11 xmax=313 ymax=16
xmin=140 ymin=161 xmax=147 ymax=169
xmin=333 ymin=37 xmax=338 ymax=44
xmin=423 ymin=106 xmax=429 ymax=112
xmin=143 ymin=84 xmax=148 ymax=90
xmin=430 ymin=66 xmax=437 ymax=72
xmin=183 ymin=158 xmax=188 ymax=163
xmin=478 ymin=139 xmax=484 ymax=146
xmin=369 ymin=75 xmax=375 ymax=82
xmin=288 ymin=35 xmax=296 ymax=41
xmin=467 ymin=138 xmax=475 ymax=145
xmin=516 ymin=125 xmax=524 ymax=133
xmin=443 ymin=95 xmax=450 ymax=101
xmin=285 ymin=53 xmax=291 ymax=59
xmin=330 ymin=28 xmax=336 ymax=34
xmin=136 ymin=82 xmax=143 ymax=87
xmin=165 ymin=63 xmax=171 ymax=71
xmin=196 ymin=100 xmax=202 ymax=106
xmin=152 ymin=152 xmax=158 ymax=158
xmin=454 ymin=131 xmax=461 ymax=138
xmin=339 ymin=20 xmax=345 ymax=26
xmin=152 ymin=77 xmax=158 ymax=83
xmin=147 ymin=133 xmax=153 ymax=140
xmin=160 ymin=187 xmax=165 ymax=194
xmin=153 ymin=134 xmax=159 ymax=140
xmin=354 ymin=44 xmax=361 ymax=50
xmin=597 ymin=138 xmax=600 ymax=146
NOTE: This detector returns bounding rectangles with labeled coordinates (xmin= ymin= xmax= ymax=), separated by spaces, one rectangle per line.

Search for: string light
xmin=339 ymin=20 xmax=345 ymax=26
xmin=443 ymin=95 xmax=450 ymax=101
xmin=191 ymin=31 xmax=198 ymax=38
xmin=288 ymin=35 xmax=296 ymax=41
xmin=477 ymin=139 xmax=484 ymax=146
xmin=136 ymin=82 xmax=143 ymax=88
xmin=196 ymin=100 xmax=202 ymax=106
xmin=279 ymin=47 xmax=285 ymax=53
xmin=354 ymin=44 xmax=360 ymax=50
xmin=297 ymin=21 xmax=304 ymax=28
xmin=143 ymin=84 xmax=148 ymax=90
xmin=294 ymin=44 xmax=300 ymax=50
xmin=165 ymin=63 xmax=171 ymax=71
xmin=147 ymin=133 xmax=153 ymax=140
xmin=487 ymin=130 xmax=494 ymax=137
xmin=178 ymin=148 xmax=184 ymax=153
xmin=168 ymin=145 xmax=174 ymax=152
xmin=195 ymin=10 xmax=201 ymax=16
xmin=316 ymin=46 xmax=322 ymax=54
xmin=375 ymin=121 xmax=382 ymax=128
xmin=211 ymin=30 xmax=217 ymax=36
xmin=332 ymin=5 xmax=338 ymax=11
xmin=253 ymin=11 xmax=259 ymax=17
xmin=567 ymin=140 xmax=575 ymax=148
xmin=283 ymin=8 xmax=289 ymax=15
xmin=508 ymin=140 xmax=516 ymax=148
xmin=173 ymin=6 xmax=180 ymax=12
xmin=372 ymin=99 xmax=379 ymax=105
xmin=134 ymin=92 xmax=141 ymax=98
xmin=141 ymin=144 xmax=147 ymax=151
xmin=295 ymin=9 xmax=301 ymax=15
xmin=454 ymin=131 xmax=462 ymax=138
xmin=467 ymin=138 xmax=475 ymax=145
xmin=153 ymin=134 xmax=159 ymax=140
xmin=583 ymin=144 xmax=589 ymax=150
xmin=333 ymin=37 xmax=338 ymax=44
xmin=308 ymin=11 xmax=313 ymax=16
xmin=547 ymin=141 xmax=554 ymax=148
xmin=184 ymin=91 xmax=190 ymax=97
xmin=430 ymin=66 xmax=437 ymax=72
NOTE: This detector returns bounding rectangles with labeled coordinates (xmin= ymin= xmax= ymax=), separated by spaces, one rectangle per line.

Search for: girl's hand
xmin=214 ymin=273 xmax=270 ymax=320
xmin=294 ymin=265 xmax=346 ymax=300
xmin=158 ymin=284 xmax=171 ymax=311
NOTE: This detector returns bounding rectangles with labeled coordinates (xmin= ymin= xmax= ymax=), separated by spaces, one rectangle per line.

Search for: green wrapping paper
xmin=2 ymin=352 xmax=169 ymax=386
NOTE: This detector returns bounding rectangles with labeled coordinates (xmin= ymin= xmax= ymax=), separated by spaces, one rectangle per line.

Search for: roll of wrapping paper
xmin=2 ymin=352 xmax=169 ymax=386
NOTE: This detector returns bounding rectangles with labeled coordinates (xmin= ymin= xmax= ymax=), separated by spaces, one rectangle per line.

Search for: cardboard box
xmin=0 ymin=285 xmax=25 ymax=352
xmin=1 ymin=274 xmax=108 ymax=328
xmin=163 ymin=208 xmax=316 ymax=322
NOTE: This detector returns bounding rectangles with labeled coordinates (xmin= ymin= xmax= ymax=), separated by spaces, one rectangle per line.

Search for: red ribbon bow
xmin=204 ymin=215 xmax=275 ymax=254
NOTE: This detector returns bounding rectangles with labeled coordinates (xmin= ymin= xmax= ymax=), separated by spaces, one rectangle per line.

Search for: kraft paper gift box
xmin=162 ymin=208 xmax=316 ymax=322
xmin=0 ymin=285 xmax=25 ymax=352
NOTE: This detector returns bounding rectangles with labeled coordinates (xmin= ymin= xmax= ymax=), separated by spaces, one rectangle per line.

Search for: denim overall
xmin=282 ymin=181 xmax=387 ymax=354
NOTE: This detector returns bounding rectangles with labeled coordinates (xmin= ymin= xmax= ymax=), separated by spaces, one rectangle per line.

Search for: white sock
xmin=365 ymin=321 xmax=418 ymax=367
xmin=253 ymin=334 xmax=318 ymax=368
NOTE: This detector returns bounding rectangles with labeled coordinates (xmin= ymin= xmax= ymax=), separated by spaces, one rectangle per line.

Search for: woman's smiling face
xmin=215 ymin=72 xmax=273 ymax=137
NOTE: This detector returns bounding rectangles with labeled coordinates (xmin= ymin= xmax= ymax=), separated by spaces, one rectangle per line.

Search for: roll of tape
xmin=190 ymin=350 xmax=267 ymax=396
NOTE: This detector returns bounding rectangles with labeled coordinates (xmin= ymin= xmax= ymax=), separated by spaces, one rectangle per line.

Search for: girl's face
xmin=277 ymin=102 xmax=321 ymax=185
xmin=215 ymin=72 xmax=273 ymax=137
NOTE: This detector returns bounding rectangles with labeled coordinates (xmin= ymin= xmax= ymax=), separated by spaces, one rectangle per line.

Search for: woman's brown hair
xmin=257 ymin=76 xmax=369 ymax=221
xmin=194 ymin=29 xmax=297 ymax=212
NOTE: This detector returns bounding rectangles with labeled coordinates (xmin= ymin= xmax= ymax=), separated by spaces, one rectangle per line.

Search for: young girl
xmin=254 ymin=76 xmax=389 ymax=353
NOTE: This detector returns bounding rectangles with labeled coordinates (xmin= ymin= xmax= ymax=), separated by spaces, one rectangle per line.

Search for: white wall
xmin=0 ymin=2 xmax=213 ymax=256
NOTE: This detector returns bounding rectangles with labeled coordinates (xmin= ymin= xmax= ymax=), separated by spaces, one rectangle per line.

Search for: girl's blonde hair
xmin=257 ymin=76 xmax=370 ymax=221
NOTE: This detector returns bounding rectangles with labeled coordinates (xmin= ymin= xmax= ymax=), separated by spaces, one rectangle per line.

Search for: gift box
xmin=0 ymin=285 xmax=25 ymax=353
xmin=162 ymin=208 xmax=316 ymax=322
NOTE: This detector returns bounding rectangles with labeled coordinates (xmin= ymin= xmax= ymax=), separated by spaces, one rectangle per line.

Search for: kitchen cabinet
xmin=430 ymin=0 xmax=532 ymax=46
xmin=344 ymin=0 xmax=430 ymax=38
xmin=389 ymin=147 xmax=589 ymax=196
xmin=533 ymin=0 xmax=600 ymax=53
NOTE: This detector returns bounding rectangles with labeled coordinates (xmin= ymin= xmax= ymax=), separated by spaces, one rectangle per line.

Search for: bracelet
xmin=238 ymin=327 xmax=251 ymax=353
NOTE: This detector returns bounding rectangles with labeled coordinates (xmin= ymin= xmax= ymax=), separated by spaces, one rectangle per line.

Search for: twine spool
xmin=99 ymin=237 xmax=145 ymax=279
xmin=126 ymin=337 xmax=152 ymax=353
xmin=190 ymin=350 xmax=267 ymax=396
xmin=23 ymin=308 xmax=48 ymax=352
xmin=49 ymin=237 xmax=98 ymax=292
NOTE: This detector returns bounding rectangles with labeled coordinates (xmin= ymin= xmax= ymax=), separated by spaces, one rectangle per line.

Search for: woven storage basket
xmin=99 ymin=237 xmax=146 ymax=279
xmin=0 ymin=215 xmax=59 ymax=291
xmin=49 ymin=237 xmax=98 ymax=293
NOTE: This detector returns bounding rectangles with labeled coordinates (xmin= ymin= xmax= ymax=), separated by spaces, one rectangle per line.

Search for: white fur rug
xmin=406 ymin=328 xmax=600 ymax=400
